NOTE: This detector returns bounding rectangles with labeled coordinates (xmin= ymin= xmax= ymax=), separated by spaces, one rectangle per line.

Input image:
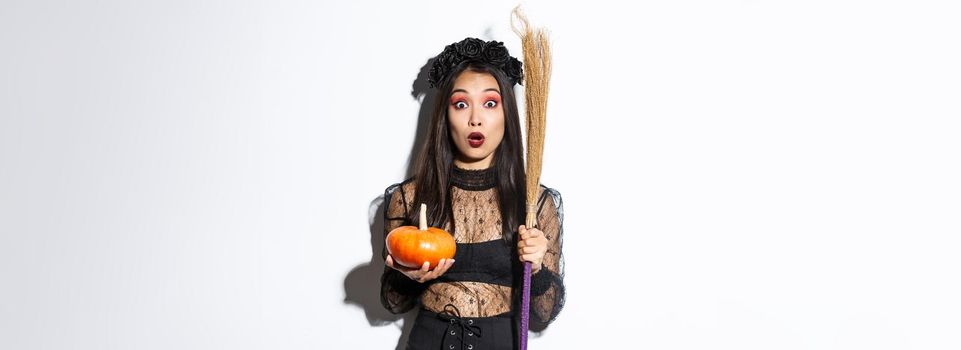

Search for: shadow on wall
xmin=342 ymin=59 xmax=436 ymax=350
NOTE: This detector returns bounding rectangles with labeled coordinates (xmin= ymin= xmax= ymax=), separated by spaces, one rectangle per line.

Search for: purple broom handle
xmin=520 ymin=261 xmax=531 ymax=349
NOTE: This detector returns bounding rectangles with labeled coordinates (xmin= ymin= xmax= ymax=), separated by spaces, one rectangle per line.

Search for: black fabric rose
xmin=506 ymin=58 xmax=524 ymax=85
xmin=456 ymin=38 xmax=484 ymax=59
xmin=441 ymin=51 xmax=461 ymax=69
xmin=483 ymin=41 xmax=510 ymax=64
xmin=428 ymin=61 xmax=446 ymax=88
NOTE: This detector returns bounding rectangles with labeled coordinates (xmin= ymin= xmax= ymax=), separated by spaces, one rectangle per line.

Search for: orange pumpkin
xmin=386 ymin=203 xmax=456 ymax=269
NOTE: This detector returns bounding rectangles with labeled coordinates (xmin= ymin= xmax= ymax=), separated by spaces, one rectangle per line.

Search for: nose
xmin=469 ymin=110 xmax=482 ymax=127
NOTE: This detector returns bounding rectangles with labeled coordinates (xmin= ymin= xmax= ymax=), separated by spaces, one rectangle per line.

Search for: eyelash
xmin=452 ymin=99 xmax=499 ymax=109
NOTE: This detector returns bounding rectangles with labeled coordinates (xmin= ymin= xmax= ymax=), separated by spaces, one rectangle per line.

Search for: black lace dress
xmin=380 ymin=166 xmax=565 ymax=350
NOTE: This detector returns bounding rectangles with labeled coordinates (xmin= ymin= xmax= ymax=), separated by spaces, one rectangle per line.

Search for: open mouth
xmin=468 ymin=132 xmax=485 ymax=148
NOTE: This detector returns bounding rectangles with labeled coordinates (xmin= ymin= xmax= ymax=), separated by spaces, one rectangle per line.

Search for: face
xmin=447 ymin=70 xmax=506 ymax=170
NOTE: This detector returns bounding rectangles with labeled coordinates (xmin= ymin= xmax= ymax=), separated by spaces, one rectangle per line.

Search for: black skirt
xmin=407 ymin=307 xmax=515 ymax=350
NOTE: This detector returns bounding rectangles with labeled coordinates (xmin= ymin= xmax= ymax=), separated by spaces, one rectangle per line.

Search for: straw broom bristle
xmin=512 ymin=6 xmax=552 ymax=228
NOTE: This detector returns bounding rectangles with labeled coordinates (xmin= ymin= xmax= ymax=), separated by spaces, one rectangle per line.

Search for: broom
xmin=512 ymin=6 xmax=551 ymax=350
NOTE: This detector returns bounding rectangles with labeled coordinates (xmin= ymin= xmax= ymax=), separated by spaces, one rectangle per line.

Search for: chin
xmin=462 ymin=152 xmax=493 ymax=163
xmin=474 ymin=151 xmax=494 ymax=160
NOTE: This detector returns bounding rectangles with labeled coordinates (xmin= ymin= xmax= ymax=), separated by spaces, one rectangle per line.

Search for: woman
xmin=380 ymin=37 xmax=565 ymax=350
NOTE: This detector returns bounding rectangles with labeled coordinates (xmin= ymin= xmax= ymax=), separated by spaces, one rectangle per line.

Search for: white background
xmin=1 ymin=1 xmax=959 ymax=349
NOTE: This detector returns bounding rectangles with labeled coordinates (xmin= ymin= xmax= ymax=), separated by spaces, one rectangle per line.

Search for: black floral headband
xmin=427 ymin=37 xmax=524 ymax=88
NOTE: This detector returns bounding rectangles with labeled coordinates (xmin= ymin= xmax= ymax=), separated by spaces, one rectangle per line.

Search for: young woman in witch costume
xmin=380 ymin=37 xmax=565 ymax=350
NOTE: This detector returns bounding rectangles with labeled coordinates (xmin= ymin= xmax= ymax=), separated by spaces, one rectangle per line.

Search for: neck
xmin=453 ymin=155 xmax=494 ymax=170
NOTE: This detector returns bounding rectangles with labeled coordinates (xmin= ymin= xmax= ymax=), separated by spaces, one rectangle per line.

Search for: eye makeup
xmin=450 ymin=95 xmax=468 ymax=108
xmin=449 ymin=90 xmax=501 ymax=108
xmin=483 ymin=92 xmax=502 ymax=105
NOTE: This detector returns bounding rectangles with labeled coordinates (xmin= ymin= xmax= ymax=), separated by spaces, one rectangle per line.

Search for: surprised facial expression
xmin=447 ymin=70 xmax=506 ymax=170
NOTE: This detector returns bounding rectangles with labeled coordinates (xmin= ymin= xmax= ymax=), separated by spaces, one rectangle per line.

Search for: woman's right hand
xmin=385 ymin=255 xmax=455 ymax=283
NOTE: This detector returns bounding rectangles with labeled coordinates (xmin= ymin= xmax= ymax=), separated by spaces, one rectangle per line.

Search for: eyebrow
xmin=451 ymin=88 xmax=501 ymax=95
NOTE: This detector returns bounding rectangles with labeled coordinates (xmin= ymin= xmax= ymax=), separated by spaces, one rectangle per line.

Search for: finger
xmin=387 ymin=256 xmax=415 ymax=272
xmin=519 ymin=237 xmax=544 ymax=249
xmin=434 ymin=259 xmax=454 ymax=276
xmin=426 ymin=259 xmax=448 ymax=279
xmin=528 ymin=237 xmax=545 ymax=247
xmin=535 ymin=235 xmax=547 ymax=243
xmin=421 ymin=260 xmax=439 ymax=280
xmin=413 ymin=262 xmax=431 ymax=282
xmin=521 ymin=253 xmax=543 ymax=264
xmin=433 ymin=259 xmax=446 ymax=272
xmin=522 ymin=228 xmax=539 ymax=239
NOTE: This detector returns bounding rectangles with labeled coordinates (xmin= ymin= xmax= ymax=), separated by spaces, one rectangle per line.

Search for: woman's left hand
xmin=518 ymin=225 xmax=548 ymax=273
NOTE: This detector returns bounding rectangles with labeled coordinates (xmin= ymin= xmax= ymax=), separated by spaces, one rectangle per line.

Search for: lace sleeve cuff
xmin=530 ymin=267 xmax=553 ymax=296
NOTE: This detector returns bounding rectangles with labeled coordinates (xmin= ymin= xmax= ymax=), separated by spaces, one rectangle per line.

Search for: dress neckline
xmin=450 ymin=165 xmax=496 ymax=191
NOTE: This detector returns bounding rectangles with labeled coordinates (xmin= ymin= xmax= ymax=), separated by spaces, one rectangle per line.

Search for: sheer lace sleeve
xmin=529 ymin=185 xmax=566 ymax=331
xmin=380 ymin=180 xmax=425 ymax=314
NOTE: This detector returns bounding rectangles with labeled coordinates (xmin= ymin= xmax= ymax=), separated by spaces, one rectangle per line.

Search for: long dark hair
xmin=410 ymin=61 xmax=527 ymax=243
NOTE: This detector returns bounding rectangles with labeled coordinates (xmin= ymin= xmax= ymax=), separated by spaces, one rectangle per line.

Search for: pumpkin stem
xmin=419 ymin=203 xmax=428 ymax=231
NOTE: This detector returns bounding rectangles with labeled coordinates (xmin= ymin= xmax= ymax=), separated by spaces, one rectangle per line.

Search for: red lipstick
xmin=468 ymin=132 xmax=485 ymax=148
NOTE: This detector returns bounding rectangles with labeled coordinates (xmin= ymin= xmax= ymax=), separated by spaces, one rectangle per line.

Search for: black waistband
xmin=436 ymin=240 xmax=513 ymax=286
